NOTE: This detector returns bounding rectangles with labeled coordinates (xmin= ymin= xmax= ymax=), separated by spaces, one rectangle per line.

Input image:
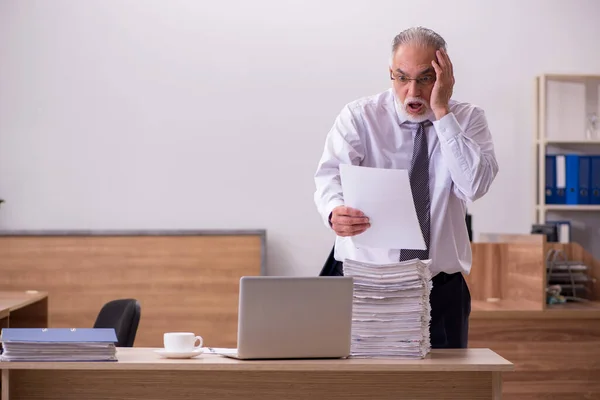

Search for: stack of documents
xmin=343 ymin=258 xmax=432 ymax=359
xmin=1 ymin=328 xmax=118 ymax=362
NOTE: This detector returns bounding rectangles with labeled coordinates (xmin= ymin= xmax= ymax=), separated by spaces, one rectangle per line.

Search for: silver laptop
xmin=216 ymin=276 xmax=354 ymax=360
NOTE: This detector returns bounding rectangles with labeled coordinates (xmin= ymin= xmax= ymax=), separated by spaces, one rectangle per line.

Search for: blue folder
xmin=545 ymin=155 xmax=556 ymax=204
xmin=565 ymin=155 xmax=591 ymax=205
xmin=592 ymin=156 xmax=600 ymax=205
xmin=1 ymin=328 xmax=117 ymax=343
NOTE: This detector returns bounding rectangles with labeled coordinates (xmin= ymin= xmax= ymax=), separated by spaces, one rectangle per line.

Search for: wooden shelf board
xmin=536 ymin=204 xmax=600 ymax=211
xmin=538 ymin=139 xmax=600 ymax=145
xmin=542 ymin=73 xmax=600 ymax=82
xmin=471 ymin=299 xmax=600 ymax=319
xmin=545 ymin=301 xmax=600 ymax=311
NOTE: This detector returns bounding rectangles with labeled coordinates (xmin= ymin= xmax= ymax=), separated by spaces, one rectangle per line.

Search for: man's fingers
xmin=349 ymin=223 xmax=370 ymax=234
xmin=334 ymin=206 xmax=365 ymax=218
xmin=444 ymin=49 xmax=453 ymax=76
xmin=332 ymin=222 xmax=370 ymax=233
xmin=431 ymin=59 xmax=442 ymax=76
xmin=436 ymin=50 xmax=446 ymax=69
xmin=439 ymin=48 xmax=453 ymax=78
xmin=333 ymin=223 xmax=370 ymax=236
xmin=442 ymin=48 xmax=452 ymax=65
xmin=332 ymin=215 xmax=369 ymax=226
xmin=331 ymin=206 xmax=370 ymax=236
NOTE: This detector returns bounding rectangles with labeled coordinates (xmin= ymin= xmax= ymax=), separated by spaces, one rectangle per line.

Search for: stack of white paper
xmin=343 ymin=258 xmax=432 ymax=359
xmin=0 ymin=328 xmax=118 ymax=362
xmin=1 ymin=342 xmax=117 ymax=362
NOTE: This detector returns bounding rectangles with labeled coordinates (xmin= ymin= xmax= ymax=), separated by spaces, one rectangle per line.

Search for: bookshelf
xmin=533 ymin=73 xmax=600 ymax=231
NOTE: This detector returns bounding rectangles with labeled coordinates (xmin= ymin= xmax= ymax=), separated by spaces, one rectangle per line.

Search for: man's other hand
xmin=430 ymin=48 xmax=454 ymax=120
xmin=330 ymin=206 xmax=370 ymax=237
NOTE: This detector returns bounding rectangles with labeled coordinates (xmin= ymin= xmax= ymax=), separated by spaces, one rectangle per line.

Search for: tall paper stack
xmin=343 ymin=258 xmax=432 ymax=359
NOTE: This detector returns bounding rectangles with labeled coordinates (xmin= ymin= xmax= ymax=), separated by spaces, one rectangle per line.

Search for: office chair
xmin=93 ymin=298 xmax=141 ymax=347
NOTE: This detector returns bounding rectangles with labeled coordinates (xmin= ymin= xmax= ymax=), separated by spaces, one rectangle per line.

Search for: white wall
xmin=1 ymin=0 xmax=600 ymax=275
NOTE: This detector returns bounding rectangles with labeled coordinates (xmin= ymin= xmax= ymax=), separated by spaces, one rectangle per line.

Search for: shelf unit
xmin=534 ymin=73 xmax=600 ymax=225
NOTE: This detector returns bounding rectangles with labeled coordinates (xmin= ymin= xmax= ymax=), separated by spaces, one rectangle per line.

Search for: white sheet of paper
xmin=203 ymin=347 xmax=238 ymax=355
xmin=339 ymin=164 xmax=426 ymax=250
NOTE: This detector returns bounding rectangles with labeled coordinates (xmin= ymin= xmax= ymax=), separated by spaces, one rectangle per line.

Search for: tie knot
xmin=404 ymin=120 xmax=432 ymax=130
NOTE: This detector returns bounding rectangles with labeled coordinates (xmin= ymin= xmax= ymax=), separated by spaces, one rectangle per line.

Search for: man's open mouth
xmin=407 ymin=102 xmax=424 ymax=113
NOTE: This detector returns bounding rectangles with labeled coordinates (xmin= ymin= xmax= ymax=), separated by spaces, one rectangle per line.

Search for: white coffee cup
xmin=163 ymin=332 xmax=203 ymax=352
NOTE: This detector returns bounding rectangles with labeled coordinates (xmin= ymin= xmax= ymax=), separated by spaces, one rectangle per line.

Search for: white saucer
xmin=154 ymin=348 xmax=204 ymax=359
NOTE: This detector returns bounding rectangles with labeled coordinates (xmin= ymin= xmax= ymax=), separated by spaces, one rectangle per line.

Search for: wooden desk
xmin=470 ymin=300 xmax=600 ymax=399
xmin=0 ymin=348 xmax=513 ymax=400
xmin=467 ymin=235 xmax=600 ymax=398
xmin=0 ymin=291 xmax=48 ymax=329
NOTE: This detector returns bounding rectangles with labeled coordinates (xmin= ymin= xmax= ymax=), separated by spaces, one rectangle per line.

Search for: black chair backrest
xmin=93 ymin=299 xmax=141 ymax=347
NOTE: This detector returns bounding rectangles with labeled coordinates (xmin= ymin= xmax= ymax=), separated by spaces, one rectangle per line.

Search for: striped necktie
xmin=399 ymin=121 xmax=431 ymax=261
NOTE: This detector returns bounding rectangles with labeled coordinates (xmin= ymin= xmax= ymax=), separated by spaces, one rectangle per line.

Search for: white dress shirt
xmin=314 ymin=88 xmax=498 ymax=276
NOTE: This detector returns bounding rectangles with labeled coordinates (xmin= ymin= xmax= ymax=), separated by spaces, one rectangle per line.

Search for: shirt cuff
xmin=432 ymin=112 xmax=462 ymax=141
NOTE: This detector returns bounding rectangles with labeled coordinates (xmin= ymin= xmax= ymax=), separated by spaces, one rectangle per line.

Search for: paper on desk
xmin=339 ymin=164 xmax=425 ymax=250
xmin=203 ymin=347 xmax=238 ymax=355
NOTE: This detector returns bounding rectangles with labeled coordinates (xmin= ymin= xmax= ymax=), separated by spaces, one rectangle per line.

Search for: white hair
xmin=389 ymin=27 xmax=447 ymax=64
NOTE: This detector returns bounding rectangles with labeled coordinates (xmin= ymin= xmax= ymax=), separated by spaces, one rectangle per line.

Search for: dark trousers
xmin=326 ymin=258 xmax=471 ymax=349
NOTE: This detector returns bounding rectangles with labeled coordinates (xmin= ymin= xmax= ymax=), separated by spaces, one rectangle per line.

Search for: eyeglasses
xmin=390 ymin=72 xmax=436 ymax=86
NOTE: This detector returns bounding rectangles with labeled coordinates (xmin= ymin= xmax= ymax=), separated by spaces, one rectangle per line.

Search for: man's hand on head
xmin=430 ymin=48 xmax=455 ymax=120
xmin=329 ymin=206 xmax=370 ymax=237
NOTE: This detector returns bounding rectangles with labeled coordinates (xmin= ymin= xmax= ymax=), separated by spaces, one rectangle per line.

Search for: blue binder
xmin=592 ymin=156 xmax=600 ymax=205
xmin=1 ymin=328 xmax=117 ymax=343
xmin=545 ymin=155 xmax=556 ymax=204
xmin=565 ymin=155 xmax=590 ymax=205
